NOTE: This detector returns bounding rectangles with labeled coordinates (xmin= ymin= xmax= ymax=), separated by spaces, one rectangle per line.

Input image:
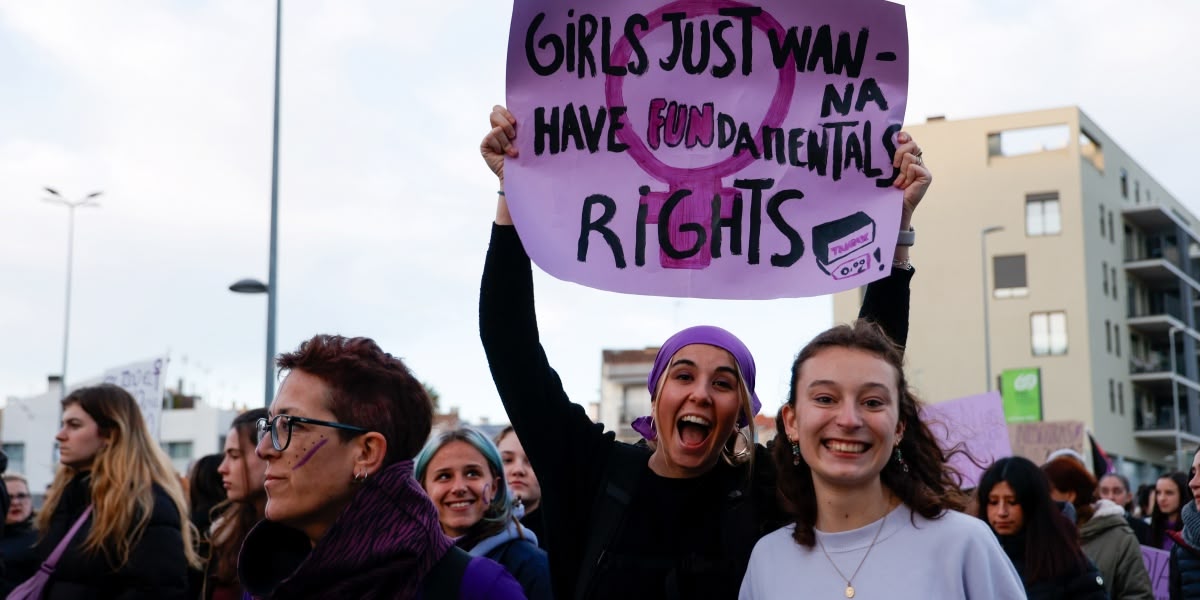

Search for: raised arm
xmin=858 ymin=131 xmax=931 ymax=349
xmin=478 ymin=103 xmax=613 ymax=519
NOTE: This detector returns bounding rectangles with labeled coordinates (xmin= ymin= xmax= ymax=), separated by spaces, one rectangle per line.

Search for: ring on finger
xmin=915 ymin=154 xmax=924 ymax=166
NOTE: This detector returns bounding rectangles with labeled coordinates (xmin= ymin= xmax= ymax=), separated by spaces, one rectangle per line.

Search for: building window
xmin=164 ymin=441 xmax=192 ymax=460
xmin=1109 ymin=379 xmax=1115 ymax=413
xmin=994 ymin=254 xmax=1029 ymax=298
xmin=1135 ymin=180 xmax=1140 ymax=204
xmin=1026 ymin=192 xmax=1062 ymax=236
xmin=1080 ymin=129 xmax=1104 ymax=171
xmin=1111 ymin=267 xmax=1118 ymax=300
xmin=1108 ymin=211 xmax=1115 ymax=243
xmin=1 ymin=443 xmax=24 ymax=475
xmin=1118 ymin=382 xmax=1125 ymax=415
xmin=1031 ymin=311 xmax=1068 ymax=356
xmin=1115 ymin=325 xmax=1121 ymax=357
xmin=1102 ymin=261 xmax=1109 ymax=295
xmin=1106 ymin=320 xmax=1112 ymax=353
xmin=1121 ymin=168 xmax=1129 ymax=198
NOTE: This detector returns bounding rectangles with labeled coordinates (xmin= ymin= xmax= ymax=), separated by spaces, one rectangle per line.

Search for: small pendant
xmin=845 ymin=585 xmax=855 ymax=598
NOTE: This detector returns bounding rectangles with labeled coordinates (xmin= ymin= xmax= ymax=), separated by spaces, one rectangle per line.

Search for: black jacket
xmin=0 ymin=518 xmax=40 ymax=595
xmin=34 ymin=473 xmax=190 ymax=600
xmin=479 ymin=224 xmax=911 ymax=600
xmin=998 ymin=533 xmax=1109 ymax=600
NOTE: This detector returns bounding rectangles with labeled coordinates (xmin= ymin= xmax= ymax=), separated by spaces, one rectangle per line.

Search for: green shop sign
xmin=1000 ymin=368 xmax=1042 ymax=423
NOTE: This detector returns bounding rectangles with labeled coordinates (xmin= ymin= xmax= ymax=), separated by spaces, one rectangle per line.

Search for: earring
xmin=352 ymin=468 xmax=367 ymax=483
xmin=791 ymin=439 xmax=801 ymax=466
xmin=894 ymin=446 xmax=909 ymax=473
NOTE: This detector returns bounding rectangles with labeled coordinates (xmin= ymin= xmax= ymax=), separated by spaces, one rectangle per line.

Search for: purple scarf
xmin=631 ymin=325 xmax=761 ymax=440
xmin=238 ymin=460 xmax=453 ymax=600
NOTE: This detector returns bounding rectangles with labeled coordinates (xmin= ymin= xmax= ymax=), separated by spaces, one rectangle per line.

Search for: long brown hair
xmin=774 ymin=320 xmax=967 ymax=547
xmin=208 ymin=408 xmax=268 ymax=586
xmin=37 ymin=384 xmax=201 ymax=569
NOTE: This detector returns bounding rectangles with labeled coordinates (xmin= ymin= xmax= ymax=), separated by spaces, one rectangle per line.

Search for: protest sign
xmin=103 ymin=357 xmax=168 ymax=441
xmin=1141 ymin=545 xmax=1170 ymax=600
xmin=506 ymin=0 xmax=909 ymax=298
xmin=1007 ymin=421 xmax=1085 ymax=466
xmin=921 ymin=392 xmax=1012 ymax=488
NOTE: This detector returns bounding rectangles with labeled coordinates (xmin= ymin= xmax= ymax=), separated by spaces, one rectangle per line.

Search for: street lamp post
xmin=43 ymin=187 xmax=102 ymax=397
xmin=981 ymin=226 xmax=1004 ymax=392
xmin=231 ymin=0 xmax=283 ymax=409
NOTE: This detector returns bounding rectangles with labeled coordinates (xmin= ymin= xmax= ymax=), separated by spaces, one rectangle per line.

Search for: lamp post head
xmin=44 ymin=186 xmax=61 ymax=197
xmin=229 ymin=278 xmax=269 ymax=294
xmin=982 ymin=225 xmax=1004 ymax=235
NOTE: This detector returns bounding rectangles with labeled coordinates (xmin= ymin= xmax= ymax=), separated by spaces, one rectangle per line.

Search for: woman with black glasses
xmin=236 ymin=334 xmax=526 ymax=600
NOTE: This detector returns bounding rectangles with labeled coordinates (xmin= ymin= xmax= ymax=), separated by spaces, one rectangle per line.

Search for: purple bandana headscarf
xmin=630 ymin=325 xmax=761 ymax=441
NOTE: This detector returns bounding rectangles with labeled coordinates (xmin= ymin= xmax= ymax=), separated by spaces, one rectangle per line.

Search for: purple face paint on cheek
xmin=292 ymin=437 xmax=329 ymax=471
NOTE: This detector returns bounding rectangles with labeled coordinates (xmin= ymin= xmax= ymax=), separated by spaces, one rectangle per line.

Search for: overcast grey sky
xmin=2 ymin=1 xmax=1197 ymax=422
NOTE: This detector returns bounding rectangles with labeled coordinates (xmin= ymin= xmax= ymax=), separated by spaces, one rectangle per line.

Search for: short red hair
xmin=277 ymin=335 xmax=432 ymax=466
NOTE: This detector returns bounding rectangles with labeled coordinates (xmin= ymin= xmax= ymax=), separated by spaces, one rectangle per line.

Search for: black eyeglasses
xmin=256 ymin=414 xmax=370 ymax=452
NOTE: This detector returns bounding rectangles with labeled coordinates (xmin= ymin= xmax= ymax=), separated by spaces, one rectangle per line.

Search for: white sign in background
xmin=102 ymin=357 xmax=168 ymax=441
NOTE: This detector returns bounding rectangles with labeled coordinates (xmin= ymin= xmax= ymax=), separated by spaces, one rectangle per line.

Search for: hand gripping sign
xmin=505 ymin=0 xmax=909 ymax=299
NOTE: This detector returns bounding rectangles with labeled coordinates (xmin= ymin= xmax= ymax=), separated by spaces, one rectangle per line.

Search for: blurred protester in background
xmin=495 ymin=426 xmax=544 ymax=539
xmin=187 ymin=454 xmax=225 ymax=540
xmin=1044 ymin=457 xmax=1152 ymax=600
xmin=978 ymin=457 xmax=1107 ymax=599
xmin=1 ymin=473 xmax=40 ymax=595
xmin=25 ymin=384 xmax=199 ymax=598
xmin=1154 ymin=472 xmax=1193 ymax=551
xmin=198 ymin=408 xmax=267 ymax=600
xmin=1097 ymin=473 xmax=1151 ymax=544
xmin=236 ymin=335 xmax=523 ymax=599
xmin=1139 ymin=483 xmax=1156 ymax=521
xmin=417 ymin=427 xmax=551 ymax=599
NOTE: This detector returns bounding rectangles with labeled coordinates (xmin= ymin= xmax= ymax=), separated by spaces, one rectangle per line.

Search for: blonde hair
xmin=37 ymin=384 xmax=201 ymax=570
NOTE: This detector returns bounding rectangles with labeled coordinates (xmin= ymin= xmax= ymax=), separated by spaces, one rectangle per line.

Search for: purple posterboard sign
xmin=921 ymin=392 xmax=1013 ymax=488
xmin=1141 ymin=545 xmax=1169 ymax=600
xmin=505 ymin=0 xmax=909 ymax=299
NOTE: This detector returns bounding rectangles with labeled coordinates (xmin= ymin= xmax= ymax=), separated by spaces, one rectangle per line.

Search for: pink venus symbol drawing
xmin=604 ymin=0 xmax=796 ymax=269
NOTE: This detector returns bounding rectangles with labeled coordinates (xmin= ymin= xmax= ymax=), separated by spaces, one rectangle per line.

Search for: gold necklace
xmin=815 ymin=512 xmax=888 ymax=598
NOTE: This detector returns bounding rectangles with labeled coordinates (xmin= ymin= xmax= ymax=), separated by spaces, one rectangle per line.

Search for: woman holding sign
xmin=480 ymin=104 xmax=927 ymax=599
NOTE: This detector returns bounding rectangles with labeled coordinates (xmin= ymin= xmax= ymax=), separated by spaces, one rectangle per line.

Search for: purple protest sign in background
xmin=505 ymin=0 xmax=909 ymax=299
xmin=922 ymin=392 xmax=1013 ymax=488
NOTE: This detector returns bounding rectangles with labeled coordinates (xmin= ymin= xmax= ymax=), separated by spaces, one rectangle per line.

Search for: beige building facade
xmin=833 ymin=107 xmax=1199 ymax=478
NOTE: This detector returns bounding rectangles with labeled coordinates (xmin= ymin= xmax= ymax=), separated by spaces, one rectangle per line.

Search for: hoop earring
xmin=352 ymin=468 xmax=367 ymax=483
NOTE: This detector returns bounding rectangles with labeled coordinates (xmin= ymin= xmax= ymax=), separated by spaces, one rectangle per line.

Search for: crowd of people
xmin=0 ymin=106 xmax=1193 ymax=599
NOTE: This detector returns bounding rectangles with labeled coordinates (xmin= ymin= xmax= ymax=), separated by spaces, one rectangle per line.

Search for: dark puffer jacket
xmin=1079 ymin=500 xmax=1153 ymax=600
xmin=34 ymin=472 xmax=190 ymax=600
xmin=998 ymin=532 xmax=1109 ymax=600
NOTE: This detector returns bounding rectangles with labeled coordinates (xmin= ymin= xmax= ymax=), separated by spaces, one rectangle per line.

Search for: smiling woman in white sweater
xmin=739 ymin=321 xmax=1024 ymax=599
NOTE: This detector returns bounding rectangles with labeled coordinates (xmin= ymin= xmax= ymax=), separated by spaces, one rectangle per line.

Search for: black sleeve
xmin=858 ymin=266 xmax=914 ymax=349
xmin=115 ymin=493 xmax=191 ymax=600
xmin=479 ymin=223 xmax=615 ymax=594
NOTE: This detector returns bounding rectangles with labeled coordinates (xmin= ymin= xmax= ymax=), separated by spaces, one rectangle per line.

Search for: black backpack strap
xmin=574 ymin=441 xmax=650 ymax=600
xmin=424 ymin=545 xmax=471 ymax=599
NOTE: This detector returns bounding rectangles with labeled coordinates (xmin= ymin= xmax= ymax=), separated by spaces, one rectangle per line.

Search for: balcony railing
xmin=1135 ymin=403 xmax=1188 ymax=432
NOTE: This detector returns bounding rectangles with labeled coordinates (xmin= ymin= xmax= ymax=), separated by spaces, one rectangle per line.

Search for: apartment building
xmin=833 ymin=107 xmax=1196 ymax=479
